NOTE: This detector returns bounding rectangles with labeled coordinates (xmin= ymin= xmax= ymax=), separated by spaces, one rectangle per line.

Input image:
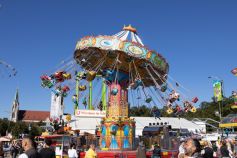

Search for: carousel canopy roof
xmin=74 ymin=25 xmax=169 ymax=87
xmin=113 ymin=25 xmax=144 ymax=46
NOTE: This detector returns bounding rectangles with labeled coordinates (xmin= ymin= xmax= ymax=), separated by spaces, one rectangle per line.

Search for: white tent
xmin=69 ymin=116 xmax=204 ymax=136
xmin=133 ymin=117 xmax=205 ymax=136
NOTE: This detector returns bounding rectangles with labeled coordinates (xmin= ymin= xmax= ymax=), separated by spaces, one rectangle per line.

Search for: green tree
xmin=0 ymin=119 xmax=8 ymax=136
xmin=11 ymin=121 xmax=28 ymax=138
xmin=130 ymin=105 xmax=152 ymax=117
xmin=29 ymin=124 xmax=42 ymax=137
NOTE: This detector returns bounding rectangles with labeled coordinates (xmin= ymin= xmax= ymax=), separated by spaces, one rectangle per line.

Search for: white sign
xmin=75 ymin=110 xmax=106 ymax=118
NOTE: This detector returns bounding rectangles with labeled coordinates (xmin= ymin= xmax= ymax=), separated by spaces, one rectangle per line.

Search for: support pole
xmin=75 ymin=72 xmax=80 ymax=114
xmin=89 ymin=81 xmax=92 ymax=110
xmin=102 ymin=78 xmax=106 ymax=111
xmin=218 ymin=101 xmax=222 ymax=121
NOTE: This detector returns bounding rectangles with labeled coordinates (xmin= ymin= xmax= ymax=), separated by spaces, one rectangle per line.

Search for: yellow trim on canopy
xmin=219 ymin=123 xmax=237 ymax=128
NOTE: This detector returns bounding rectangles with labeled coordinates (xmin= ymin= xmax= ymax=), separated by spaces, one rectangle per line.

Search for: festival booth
xmin=219 ymin=114 xmax=237 ymax=132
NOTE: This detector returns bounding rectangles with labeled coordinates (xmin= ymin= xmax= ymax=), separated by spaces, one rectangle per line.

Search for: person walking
xmin=10 ymin=141 xmax=19 ymax=158
xmin=0 ymin=142 xmax=4 ymax=158
xmin=137 ymin=141 xmax=146 ymax=158
xmin=220 ymin=140 xmax=230 ymax=158
xmin=183 ymin=138 xmax=202 ymax=158
xmin=68 ymin=144 xmax=78 ymax=158
xmin=152 ymin=143 xmax=161 ymax=158
xmin=19 ymin=136 xmax=40 ymax=158
xmin=202 ymin=141 xmax=213 ymax=158
xmin=85 ymin=144 xmax=97 ymax=158
xmin=39 ymin=139 xmax=55 ymax=158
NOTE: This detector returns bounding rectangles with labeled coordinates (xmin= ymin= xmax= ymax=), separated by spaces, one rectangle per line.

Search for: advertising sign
xmin=75 ymin=110 xmax=106 ymax=117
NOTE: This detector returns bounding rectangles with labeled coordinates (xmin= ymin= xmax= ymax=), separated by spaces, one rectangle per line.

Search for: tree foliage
xmin=0 ymin=119 xmax=9 ymax=136
xmin=130 ymin=105 xmax=152 ymax=117
xmin=130 ymin=95 xmax=236 ymax=122
xmin=0 ymin=119 xmax=44 ymax=138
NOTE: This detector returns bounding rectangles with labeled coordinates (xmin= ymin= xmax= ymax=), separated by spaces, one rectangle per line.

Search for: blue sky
xmin=0 ymin=0 xmax=237 ymax=118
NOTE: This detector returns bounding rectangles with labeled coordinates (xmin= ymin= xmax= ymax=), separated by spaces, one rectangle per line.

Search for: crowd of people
xmin=1 ymin=135 xmax=237 ymax=158
xmin=0 ymin=136 xmax=97 ymax=158
xmin=178 ymin=137 xmax=237 ymax=158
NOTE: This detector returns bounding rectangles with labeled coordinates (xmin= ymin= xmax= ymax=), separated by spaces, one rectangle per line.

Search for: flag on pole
xmin=213 ymin=80 xmax=223 ymax=102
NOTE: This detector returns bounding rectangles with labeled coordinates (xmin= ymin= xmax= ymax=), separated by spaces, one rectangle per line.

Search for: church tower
xmin=11 ymin=89 xmax=19 ymax=122
xmin=50 ymin=93 xmax=64 ymax=119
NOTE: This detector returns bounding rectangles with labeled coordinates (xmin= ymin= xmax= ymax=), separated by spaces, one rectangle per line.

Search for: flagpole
xmin=218 ymin=101 xmax=221 ymax=121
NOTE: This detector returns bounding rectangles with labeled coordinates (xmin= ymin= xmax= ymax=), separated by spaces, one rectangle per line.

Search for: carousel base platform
xmin=79 ymin=150 xmax=178 ymax=158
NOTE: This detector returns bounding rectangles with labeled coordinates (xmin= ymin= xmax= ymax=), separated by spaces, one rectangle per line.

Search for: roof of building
xmin=18 ymin=110 xmax=50 ymax=122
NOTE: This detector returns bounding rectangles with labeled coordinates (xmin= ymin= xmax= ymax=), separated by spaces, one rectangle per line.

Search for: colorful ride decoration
xmin=100 ymin=116 xmax=135 ymax=151
xmin=74 ymin=26 xmax=169 ymax=87
xmin=49 ymin=117 xmax=61 ymax=131
xmin=231 ymin=68 xmax=237 ymax=76
xmin=51 ymin=85 xmax=70 ymax=97
xmin=75 ymin=25 xmax=162 ymax=150
xmin=40 ymin=75 xmax=54 ymax=88
xmin=98 ymin=83 xmax=136 ymax=150
xmin=73 ymin=25 xmax=199 ymax=150
xmin=40 ymin=71 xmax=71 ymax=97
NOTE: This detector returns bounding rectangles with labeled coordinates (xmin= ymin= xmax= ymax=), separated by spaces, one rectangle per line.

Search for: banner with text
xmin=75 ymin=110 xmax=106 ymax=117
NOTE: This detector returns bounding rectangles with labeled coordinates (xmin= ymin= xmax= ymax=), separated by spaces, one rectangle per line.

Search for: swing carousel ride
xmin=40 ymin=25 xmax=198 ymax=150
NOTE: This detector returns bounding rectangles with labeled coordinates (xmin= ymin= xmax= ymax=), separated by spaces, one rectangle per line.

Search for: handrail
xmin=191 ymin=118 xmax=219 ymax=129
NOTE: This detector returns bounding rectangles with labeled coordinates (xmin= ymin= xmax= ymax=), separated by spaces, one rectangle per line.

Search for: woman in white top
xmin=68 ymin=144 xmax=78 ymax=158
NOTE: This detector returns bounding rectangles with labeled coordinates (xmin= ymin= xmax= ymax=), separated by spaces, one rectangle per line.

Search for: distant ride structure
xmin=0 ymin=59 xmax=17 ymax=78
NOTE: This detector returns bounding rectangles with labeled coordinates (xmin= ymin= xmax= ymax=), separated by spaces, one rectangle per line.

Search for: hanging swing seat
xmin=190 ymin=106 xmax=196 ymax=113
xmin=53 ymin=71 xmax=66 ymax=83
xmin=145 ymin=97 xmax=152 ymax=103
xmin=161 ymin=84 xmax=167 ymax=92
xmin=41 ymin=75 xmax=54 ymax=88
xmin=103 ymin=69 xmax=113 ymax=77
xmin=79 ymin=85 xmax=87 ymax=91
xmin=86 ymin=71 xmax=96 ymax=81
xmin=192 ymin=97 xmax=199 ymax=103
xmin=83 ymin=98 xmax=87 ymax=104
xmin=130 ymin=79 xmax=142 ymax=89
xmin=83 ymin=98 xmax=87 ymax=108
xmin=77 ymin=72 xmax=87 ymax=80
xmin=41 ymin=80 xmax=54 ymax=88
xmin=62 ymin=85 xmax=70 ymax=92
xmin=52 ymin=88 xmax=61 ymax=96
xmin=166 ymin=108 xmax=173 ymax=114
xmin=62 ymin=73 xmax=71 ymax=80
xmin=72 ymin=95 xmax=78 ymax=105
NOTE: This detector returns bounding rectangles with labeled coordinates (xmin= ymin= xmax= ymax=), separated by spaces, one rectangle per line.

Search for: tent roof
xmin=69 ymin=116 xmax=204 ymax=135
